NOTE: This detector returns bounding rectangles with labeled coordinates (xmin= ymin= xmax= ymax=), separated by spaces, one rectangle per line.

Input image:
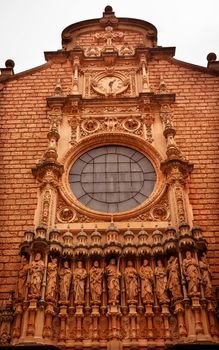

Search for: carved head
xmin=77 ymin=261 xmax=83 ymax=268
xmin=35 ymin=252 xmax=42 ymax=261
xmin=109 ymin=258 xmax=116 ymax=265
xmin=157 ymin=260 xmax=163 ymax=267
xmin=64 ymin=260 xmax=69 ymax=268
xmin=52 ymin=257 xmax=58 ymax=265
xmin=127 ymin=260 xmax=133 ymax=267
xmin=143 ymin=259 xmax=148 ymax=266
xmin=21 ymin=255 xmax=28 ymax=264
xmin=93 ymin=260 xmax=99 ymax=268
xmin=185 ymin=251 xmax=192 ymax=259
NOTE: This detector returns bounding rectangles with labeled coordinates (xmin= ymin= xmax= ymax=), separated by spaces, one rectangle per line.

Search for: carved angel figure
xmin=46 ymin=257 xmax=58 ymax=301
xmin=199 ymin=253 xmax=213 ymax=299
xmin=155 ymin=260 xmax=169 ymax=304
xmin=59 ymin=260 xmax=72 ymax=302
xmin=16 ymin=255 xmax=29 ymax=300
xmin=89 ymin=260 xmax=103 ymax=304
xmin=124 ymin=260 xmax=138 ymax=303
xmin=183 ymin=251 xmax=200 ymax=296
xmin=167 ymin=256 xmax=183 ymax=300
xmin=29 ymin=252 xmax=45 ymax=298
xmin=139 ymin=259 xmax=154 ymax=304
xmin=106 ymin=258 xmax=121 ymax=304
xmin=73 ymin=261 xmax=87 ymax=305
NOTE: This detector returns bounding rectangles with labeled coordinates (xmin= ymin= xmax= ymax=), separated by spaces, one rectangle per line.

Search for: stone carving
xmin=106 ymin=258 xmax=121 ymax=304
xmin=119 ymin=42 xmax=134 ymax=56
xmin=199 ymin=253 xmax=213 ymax=299
xmin=122 ymin=118 xmax=141 ymax=132
xmin=59 ymin=261 xmax=72 ymax=302
xmin=57 ymin=207 xmax=76 ymax=223
xmin=81 ymin=119 xmax=100 ymax=135
xmin=85 ymin=44 xmax=100 ymax=57
xmin=167 ymin=256 xmax=183 ymax=300
xmin=139 ymin=259 xmax=154 ymax=304
xmin=29 ymin=252 xmax=45 ymax=298
xmin=155 ymin=260 xmax=169 ymax=304
xmin=16 ymin=255 xmax=28 ymax=300
xmin=183 ymin=251 xmax=200 ymax=297
xmin=46 ymin=257 xmax=58 ymax=301
xmin=73 ymin=261 xmax=87 ymax=305
xmin=124 ymin=260 xmax=138 ymax=304
xmin=89 ymin=260 xmax=103 ymax=304
xmin=95 ymin=26 xmax=124 ymax=50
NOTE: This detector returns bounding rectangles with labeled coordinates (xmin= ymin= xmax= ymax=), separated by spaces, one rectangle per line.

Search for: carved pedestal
xmin=107 ymin=304 xmax=121 ymax=339
xmin=91 ymin=305 xmax=100 ymax=340
xmin=59 ymin=304 xmax=68 ymax=343
xmin=43 ymin=302 xmax=55 ymax=338
xmin=27 ymin=299 xmax=37 ymax=336
xmin=129 ymin=304 xmax=137 ymax=339
xmin=13 ymin=303 xmax=23 ymax=339
xmin=145 ymin=304 xmax=154 ymax=339
xmin=192 ymin=297 xmax=204 ymax=335
xmin=161 ymin=303 xmax=171 ymax=339
xmin=174 ymin=300 xmax=187 ymax=337
xmin=75 ymin=305 xmax=84 ymax=340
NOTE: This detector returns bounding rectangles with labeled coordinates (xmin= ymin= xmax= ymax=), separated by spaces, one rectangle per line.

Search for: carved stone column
xmin=32 ymin=123 xmax=64 ymax=232
xmin=160 ymin=105 xmax=193 ymax=227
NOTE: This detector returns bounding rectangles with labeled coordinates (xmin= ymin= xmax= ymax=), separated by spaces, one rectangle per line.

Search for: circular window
xmin=69 ymin=146 xmax=156 ymax=213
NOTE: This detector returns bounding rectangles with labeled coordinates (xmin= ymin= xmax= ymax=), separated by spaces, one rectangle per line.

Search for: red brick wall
xmin=150 ymin=58 xmax=219 ymax=286
xmin=0 ymin=56 xmax=218 ymax=305
xmin=0 ymin=61 xmax=72 ymax=303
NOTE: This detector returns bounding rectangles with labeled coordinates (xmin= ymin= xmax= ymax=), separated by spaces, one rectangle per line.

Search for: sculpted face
xmin=186 ymin=251 xmax=192 ymax=259
xmin=21 ymin=256 xmax=27 ymax=264
xmin=157 ymin=260 xmax=163 ymax=267
xmin=110 ymin=259 xmax=116 ymax=265
xmin=93 ymin=260 xmax=99 ymax=268
xmin=78 ymin=261 xmax=83 ymax=268
xmin=52 ymin=258 xmax=58 ymax=264
xmin=64 ymin=261 xmax=69 ymax=268
xmin=143 ymin=259 xmax=148 ymax=266
xmin=127 ymin=260 xmax=133 ymax=267
xmin=35 ymin=252 xmax=41 ymax=261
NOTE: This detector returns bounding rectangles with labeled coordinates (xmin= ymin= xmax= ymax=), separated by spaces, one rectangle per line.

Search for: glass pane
xmin=69 ymin=145 xmax=156 ymax=212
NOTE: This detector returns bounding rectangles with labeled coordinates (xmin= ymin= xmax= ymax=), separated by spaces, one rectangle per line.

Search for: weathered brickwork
xmin=1 ymin=58 xmax=218 ymax=301
xmin=0 ymin=62 xmax=72 ymax=301
xmin=0 ymin=7 xmax=219 ymax=348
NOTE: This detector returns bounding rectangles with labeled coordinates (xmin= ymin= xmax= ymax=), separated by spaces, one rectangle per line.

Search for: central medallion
xmin=69 ymin=145 xmax=156 ymax=213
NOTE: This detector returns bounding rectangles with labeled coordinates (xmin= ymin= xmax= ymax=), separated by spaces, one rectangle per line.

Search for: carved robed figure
xmin=59 ymin=260 xmax=72 ymax=302
xmin=106 ymin=258 xmax=121 ymax=304
xmin=29 ymin=252 xmax=45 ymax=298
xmin=89 ymin=260 xmax=103 ymax=304
xmin=73 ymin=261 xmax=87 ymax=305
xmin=139 ymin=259 xmax=154 ymax=304
xmin=124 ymin=260 xmax=138 ymax=304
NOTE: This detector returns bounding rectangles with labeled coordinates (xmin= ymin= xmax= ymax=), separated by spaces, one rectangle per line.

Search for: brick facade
xmin=0 ymin=5 xmax=218 ymax=349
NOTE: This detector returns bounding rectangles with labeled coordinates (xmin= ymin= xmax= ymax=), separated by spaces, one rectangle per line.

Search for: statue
xmin=46 ymin=257 xmax=58 ymax=301
xmin=59 ymin=261 xmax=72 ymax=302
xmin=183 ymin=251 xmax=200 ymax=296
xmin=89 ymin=260 xmax=103 ymax=304
xmin=16 ymin=255 xmax=29 ymax=300
xmin=124 ymin=260 xmax=138 ymax=304
xmin=167 ymin=256 xmax=183 ymax=300
xmin=106 ymin=258 xmax=121 ymax=304
xmin=154 ymin=260 xmax=169 ymax=304
xmin=29 ymin=252 xmax=45 ymax=298
xmin=139 ymin=259 xmax=154 ymax=304
xmin=73 ymin=261 xmax=87 ymax=305
xmin=199 ymin=253 xmax=213 ymax=298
